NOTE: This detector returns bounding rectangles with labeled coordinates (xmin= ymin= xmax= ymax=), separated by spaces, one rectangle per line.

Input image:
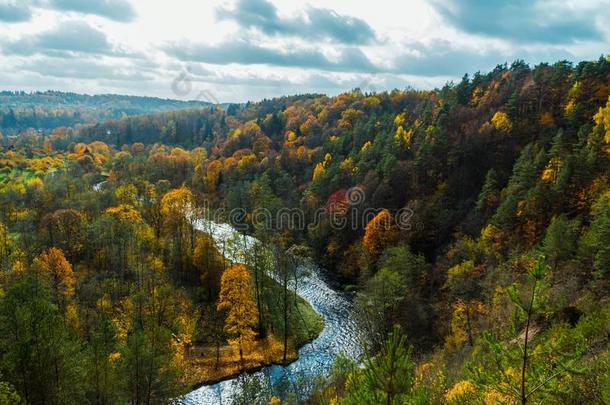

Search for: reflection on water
xmin=177 ymin=220 xmax=364 ymax=404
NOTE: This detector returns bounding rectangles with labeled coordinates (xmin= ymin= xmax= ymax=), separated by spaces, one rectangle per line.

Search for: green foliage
xmin=0 ymin=274 xmax=85 ymax=404
xmin=343 ymin=326 xmax=415 ymax=405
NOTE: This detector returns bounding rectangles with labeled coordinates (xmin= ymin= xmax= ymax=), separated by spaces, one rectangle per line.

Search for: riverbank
xmin=182 ymin=278 xmax=325 ymax=388
xmin=183 ymin=335 xmax=297 ymax=388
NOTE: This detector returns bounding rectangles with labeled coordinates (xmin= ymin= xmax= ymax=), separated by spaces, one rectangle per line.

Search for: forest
xmin=0 ymin=91 xmax=216 ymax=133
xmin=0 ymin=57 xmax=609 ymax=404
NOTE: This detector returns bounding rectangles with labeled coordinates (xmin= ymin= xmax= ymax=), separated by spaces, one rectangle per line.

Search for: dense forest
xmin=0 ymin=91 xmax=217 ymax=133
xmin=0 ymin=57 xmax=609 ymax=404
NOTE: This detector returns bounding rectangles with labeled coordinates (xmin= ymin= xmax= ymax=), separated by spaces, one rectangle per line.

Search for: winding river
xmin=177 ymin=220 xmax=365 ymax=404
xmin=90 ymin=182 xmax=364 ymax=403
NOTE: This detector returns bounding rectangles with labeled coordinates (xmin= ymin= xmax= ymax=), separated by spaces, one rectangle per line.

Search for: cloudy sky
xmin=0 ymin=0 xmax=608 ymax=103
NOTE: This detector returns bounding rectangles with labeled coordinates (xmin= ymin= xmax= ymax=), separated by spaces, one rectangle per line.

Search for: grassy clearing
xmin=184 ymin=275 xmax=324 ymax=388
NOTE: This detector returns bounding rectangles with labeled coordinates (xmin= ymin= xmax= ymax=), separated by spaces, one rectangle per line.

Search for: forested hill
xmin=2 ymin=57 xmax=609 ymax=403
xmin=74 ymin=58 xmax=610 ymax=266
xmin=0 ymin=90 xmax=219 ymax=133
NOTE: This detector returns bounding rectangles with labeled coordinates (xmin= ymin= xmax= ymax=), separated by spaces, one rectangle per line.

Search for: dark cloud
xmin=2 ymin=21 xmax=119 ymax=56
xmin=217 ymin=0 xmax=376 ymax=44
xmin=164 ymin=40 xmax=379 ymax=73
xmin=47 ymin=0 xmax=136 ymax=22
xmin=431 ymin=0 xmax=602 ymax=44
xmin=0 ymin=1 xmax=32 ymax=22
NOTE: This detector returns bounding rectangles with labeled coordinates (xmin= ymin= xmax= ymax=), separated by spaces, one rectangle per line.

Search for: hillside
xmin=0 ymin=90 xmax=220 ymax=133
xmin=0 ymin=57 xmax=609 ymax=403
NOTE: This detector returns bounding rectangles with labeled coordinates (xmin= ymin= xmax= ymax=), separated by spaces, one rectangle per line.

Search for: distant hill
xmin=0 ymin=90 xmax=226 ymax=133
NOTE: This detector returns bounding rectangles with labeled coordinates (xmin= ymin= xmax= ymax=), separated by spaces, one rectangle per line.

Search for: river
xmin=177 ymin=219 xmax=365 ymax=404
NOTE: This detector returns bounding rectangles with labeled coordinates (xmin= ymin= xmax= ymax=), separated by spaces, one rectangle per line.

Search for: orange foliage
xmin=363 ymin=209 xmax=398 ymax=256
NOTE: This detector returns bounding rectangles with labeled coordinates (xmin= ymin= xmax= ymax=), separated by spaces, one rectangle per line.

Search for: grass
xmin=183 ymin=335 xmax=299 ymax=387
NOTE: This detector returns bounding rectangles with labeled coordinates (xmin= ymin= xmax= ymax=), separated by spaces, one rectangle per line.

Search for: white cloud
xmin=0 ymin=0 xmax=608 ymax=102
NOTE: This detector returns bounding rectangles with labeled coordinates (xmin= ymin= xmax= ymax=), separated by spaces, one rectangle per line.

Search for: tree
xmin=476 ymin=169 xmax=500 ymax=217
xmin=542 ymin=214 xmax=579 ymax=273
xmin=0 ymin=275 xmax=84 ymax=404
xmin=444 ymin=260 xmax=484 ymax=347
xmin=39 ymin=208 xmax=87 ymax=262
xmin=217 ymin=264 xmax=258 ymax=364
xmin=579 ymin=192 xmax=610 ymax=281
xmin=468 ymin=258 xmax=594 ymax=404
xmin=33 ymin=247 xmax=75 ymax=317
xmin=160 ymin=186 xmax=196 ymax=280
xmin=491 ymin=111 xmax=513 ymax=132
xmin=344 ymin=326 xmax=415 ymax=405
xmin=355 ymin=268 xmax=406 ymax=350
xmin=363 ymin=209 xmax=398 ymax=257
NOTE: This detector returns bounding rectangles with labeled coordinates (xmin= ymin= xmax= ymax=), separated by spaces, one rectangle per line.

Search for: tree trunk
xmin=521 ymin=279 xmax=538 ymax=405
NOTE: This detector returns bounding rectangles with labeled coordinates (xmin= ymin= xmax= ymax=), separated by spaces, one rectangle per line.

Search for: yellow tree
xmin=216 ymin=264 xmax=258 ymax=364
xmin=491 ymin=111 xmax=512 ymax=132
xmin=161 ymin=186 xmax=195 ymax=280
xmin=33 ymin=247 xmax=75 ymax=317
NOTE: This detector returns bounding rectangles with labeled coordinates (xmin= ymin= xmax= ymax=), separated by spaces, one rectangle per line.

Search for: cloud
xmin=430 ymin=0 xmax=603 ymax=44
xmin=217 ymin=0 xmax=376 ymax=44
xmin=18 ymin=57 xmax=153 ymax=81
xmin=47 ymin=0 xmax=136 ymax=22
xmin=393 ymin=41 xmax=505 ymax=76
xmin=392 ymin=39 xmax=580 ymax=77
xmin=0 ymin=1 xmax=32 ymax=22
xmin=164 ymin=40 xmax=380 ymax=73
xmin=2 ymin=21 xmax=119 ymax=56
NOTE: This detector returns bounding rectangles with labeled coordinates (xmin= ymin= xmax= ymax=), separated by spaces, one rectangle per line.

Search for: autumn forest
xmin=0 ymin=56 xmax=610 ymax=404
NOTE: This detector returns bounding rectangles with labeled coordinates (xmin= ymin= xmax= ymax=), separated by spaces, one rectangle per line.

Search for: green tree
xmin=0 ymin=275 xmax=84 ymax=404
xmin=542 ymin=214 xmax=579 ymax=273
xmin=579 ymin=192 xmax=610 ymax=281
xmin=344 ymin=326 xmax=415 ymax=405
xmin=355 ymin=268 xmax=406 ymax=350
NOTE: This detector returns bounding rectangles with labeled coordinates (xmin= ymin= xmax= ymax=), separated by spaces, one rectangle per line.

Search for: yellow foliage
xmin=105 ymin=204 xmax=142 ymax=223
xmin=206 ymin=160 xmax=223 ymax=191
xmin=12 ymin=259 xmax=26 ymax=273
xmin=447 ymin=260 xmax=475 ymax=283
xmin=161 ymin=186 xmax=194 ymax=217
xmin=394 ymin=126 xmax=413 ymax=147
xmin=363 ymin=96 xmax=380 ymax=107
xmin=444 ymin=380 xmax=477 ymax=403
xmin=541 ymin=157 xmax=562 ymax=183
xmin=108 ymin=352 xmax=121 ymax=363
xmin=361 ymin=140 xmax=372 ymax=152
xmin=285 ymin=131 xmax=297 ymax=143
xmin=237 ymin=154 xmax=257 ymax=172
xmin=26 ymin=177 xmax=43 ymax=189
xmin=394 ymin=112 xmax=407 ymax=127
xmin=481 ymin=223 xmax=500 ymax=242
xmin=594 ymin=95 xmax=610 ymax=148
xmin=340 ymin=157 xmax=357 ymax=175
xmin=564 ymin=99 xmax=576 ymax=116
xmin=217 ymin=264 xmax=258 ymax=357
xmin=312 ymin=162 xmax=325 ymax=181
xmin=446 ymin=299 xmax=485 ymax=349
xmin=484 ymin=387 xmax=517 ymax=405
xmin=33 ymin=248 xmax=75 ymax=312
xmin=491 ymin=111 xmax=512 ymax=132
xmin=539 ymin=111 xmax=554 ymax=126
